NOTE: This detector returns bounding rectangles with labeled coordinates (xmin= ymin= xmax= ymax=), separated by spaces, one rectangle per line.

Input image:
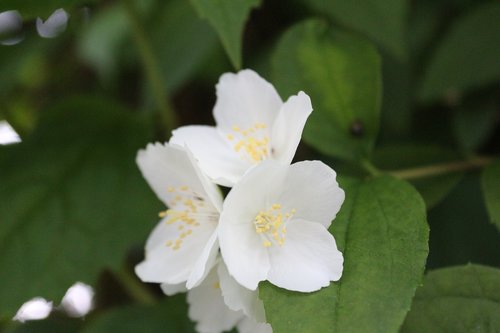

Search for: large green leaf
xmin=150 ymin=0 xmax=218 ymax=93
xmin=189 ymin=0 xmax=262 ymax=69
xmin=301 ymin=0 xmax=408 ymax=59
xmin=261 ymin=176 xmax=429 ymax=333
xmin=418 ymin=2 xmax=500 ymax=102
xmin=482 ymin=161 xmax=500 ymax=231
xmin=401 ymin=264 xmax=500 ymax=333
xmin=0 ymin=96 xmax=159 ymax=317
xmin=272 ymin=19 xmax=381 ymax=162
xmin=81 ymin=295 xmax=195 ymax=333
xmin=373 ymin=144 xmax=463 ymax=209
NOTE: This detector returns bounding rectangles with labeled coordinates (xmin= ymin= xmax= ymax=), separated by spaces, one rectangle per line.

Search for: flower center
xmin=254 ymin=203 xmax=296 ymax=247
xmin=226 ymin=123 xmax=270 ymax=163
xmin=158 ymin=185 xmax=218 ymax=251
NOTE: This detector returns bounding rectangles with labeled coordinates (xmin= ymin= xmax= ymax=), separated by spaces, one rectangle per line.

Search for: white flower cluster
xmin=136 ymin=69 xmax=345 ymax=333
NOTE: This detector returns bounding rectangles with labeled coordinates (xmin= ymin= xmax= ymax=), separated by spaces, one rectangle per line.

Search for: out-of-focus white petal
xmin=171 ymin=126 xmax=248 ymax=187
xmin=160 ymin=282 xmax=187 ymax=296
xmin=188 ymin=267 xmax=243 ymax=333
xmin=13 ymin=298 xmax=52 ymax=323
xmin=217 ymin=261 xmax=266 ymax=322
xmin=0 ymin=10 xmax=23 ymax=45
xmin=136 ymin=142 xmax=222 ymax=210
xmin=61 ymin=282 xmax=94 ymax=317
xmin=271 ymin=91 xmax=312 ymax=164
xmin=278 ymin=160 xmax=345 ymax=228
xmin=214 ymin=70 xmax=282 ymax=134
xmin=267 ymin=219 xmax=343 ymax=292
xmin=135 ymin=218 xmax=216 ymax=284
xmin=0 ymin=121 xmax=21 ymax=145
xmin=36 ymin=8 xmax=69 ymax=38
xmin=237 ymin=317 xmax=273 ymax=333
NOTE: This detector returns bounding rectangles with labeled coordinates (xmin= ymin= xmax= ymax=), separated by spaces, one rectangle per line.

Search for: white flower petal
xmin=219 ymin=222 xmax=269 ymax=291
xmin=160 ymin=282 xmax=187 ymax=296
xmin=214 ymin=69 xmax=282 ymax=134
xmin=278 ymin=160 xmax=344 ymax=228
xmin=186 ymin=231 xmax=219 ymax=289
xmin=61 ymin=282 xmax=94 ymax=317
xmin=13 ymin=298 xmax=52 ymax=323
xmin=218 ymin=261 xmax=266 ymax=322
xmin=188 ymin=267 xmax=243 ymax=333
xmin=135 ymin=218 xmax=216 ymax=284
xmin=237 ymin=317 xmax=273 ymax=333
xmin=36 ymin=8 xmax=69 ymax=38
xmin=267 ymin=219 xmax=343 ymax=292
xmin=170 ymin=126 xmax=248 ymax=187
xmin=136 ymin=142 xmax=222 ymax=210
xmin=271 ymin=91 xmax=312 ymax=164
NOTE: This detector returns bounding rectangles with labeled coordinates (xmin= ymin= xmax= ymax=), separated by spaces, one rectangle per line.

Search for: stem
xmin=388 ymin=156 xmax=494 ymax=180
xmin=122 ymin=0 xmax=177 ymax=131
xmin=361 ymin=159 xmax=382 ymax=177
xmin=114 ymin=266 xmax=157 ymax=306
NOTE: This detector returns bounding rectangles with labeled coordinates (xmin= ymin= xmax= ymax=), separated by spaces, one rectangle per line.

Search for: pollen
xmin=254 ymin=203 xmax=296 ymax=248
xmin=159 ymin=185 xmax=218 ymax=251
xmin=229 ymin=123 xmax=270 ymax=163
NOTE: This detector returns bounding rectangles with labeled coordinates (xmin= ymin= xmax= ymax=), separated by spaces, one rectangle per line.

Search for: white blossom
xmin=135 ymin=143 xmax=222 ymax=289
xmin=187 ymin=261 xmax=272 ymax=333
xmin=60 ymin=282 xmax=94 ymax=317
xmin=13 ymin=297 xmax=52 ymax=323
xmin=36 ymin=9 xmax=69 ymax=38
xmin=171 ymin=69 xmax=312 ymax=187
xmin=219 ymin=160 xmax=344 ymax=292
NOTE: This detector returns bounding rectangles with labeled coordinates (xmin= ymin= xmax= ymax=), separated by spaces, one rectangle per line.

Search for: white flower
xmin=219 ymin=160 xmax=344 ymax=292
xmin=135 ymin=143 xmax=222 ymax=289
xmin=187 ymin=261 xmax=272 ymax=333
xmin=13 ymin=297 xmax=52 ymax=323
xmin=36 ymin=8 xmax=69 ymax=38
xmin=60 ymin=282 xmax=94 ymax=317
xmin=170 ymin=69 xmax=313 ymax=187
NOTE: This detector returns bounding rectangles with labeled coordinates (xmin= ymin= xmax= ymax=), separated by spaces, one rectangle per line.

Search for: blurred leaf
xmin=81 ymin=295 xmax=195 ymax=333
xmin=4 ymin=316 xmax=83 ymax=333
xmin=261 ymin=176 xmax=429 ymax=333
xmin=0 ymin=96 xmax=159 ymax=317
xmin=401 ymin=264 xmax=500 ymax=333
xmin=77 ymin=4 xmax=130 ymax=83
xmin=150 ymin=0 xmax=218 ymax=93
xmin=482 ymin=161 xmax=500 ymax=231
xmin=272 ymin=19 xmax=381 ymax=161
xmin=427 ymin=174 xmax=500 ymax=269
xmin=300 ymin=0 xmax=408 ymax=59
xmin=453 ymin=103 xmax=498 ymax=152
xmin=0 ymin=0 xmax=90 ymax=19
xmin=189 ymin=0 xmax=262 ymax=69
xmin=419 ymin=2 xmax=500 ymax=102
xmin=373 ymin=144 xmax=463 ymax=209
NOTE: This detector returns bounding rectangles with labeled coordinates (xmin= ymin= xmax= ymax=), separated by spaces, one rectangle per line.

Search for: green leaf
xmin=81 ymin=295 xmax=195 ymax=333
xmin=150 ymin=0 xmax=218 ymax=93
xmin=272 ymin=19 xmax=382 ymax=161
xmin=188 ymin=0 xmax=262 ymax=69
xmin=482 ymin=161 xmax=500 ymax=231
xmin=0 ymin=0 xmax=91 ymax=19
xmin=401 ymin=264 xmax=500 ymax=333
xmin=4 ymin=316 xmax=83 ymax=333
xmin=418 ymin=2 xmax=500 ymax=102
xmin=261 ymin=176 xmax=429 ymax=333
xmin=373 ymin=144 xmax=463 ymax=209
xmin=300 ymin=0 xmax=408 ymax=59
xmin=453 ymin=102 xmax=498 ymax=152
xmin=0 ymin=96 xmax=159 ymax=317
